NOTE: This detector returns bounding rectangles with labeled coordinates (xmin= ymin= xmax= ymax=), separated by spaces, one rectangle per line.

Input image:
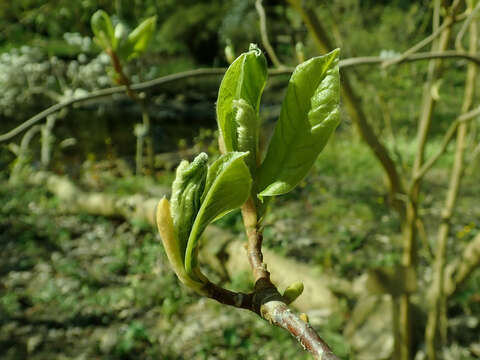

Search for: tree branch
xmin=445 ymin=232 xmax=480 ymax=297
xmin=340 ymin=51 xmax=480 ymax=68
xmin=412 ymin=106 xmax=480 ymax=184
xmin=455 ymin=1 xmax=480 ymax=51
xmin=255 ymin=0 xmax=285 ymax=69
xmin=261 ymin=300 xmax=339 ymax=360
xmin=382 ymin=0 xmax=462 ymax=68
xmin=2 ymin=51 xmax=480 ymax=143
xmin=239 ymin=197 xmax=340 ymax=359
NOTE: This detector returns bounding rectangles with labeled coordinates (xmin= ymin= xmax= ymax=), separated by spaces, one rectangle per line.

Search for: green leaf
xmin=216 ymin=44 xmax=267 ymax=175
xmin=283 ymin=281 xmax=304 ymax=304
xmin=156 ymin=198 xmax=205 ymax=293
xmin=170 ymin=153 xmax=208 ymax=257
xmin=91 ymin=10 xmax=116 ymax=50
xmin=126 ymin=16 xmax=157 ymax=60
xmin=114 ymin=22 xmax=131 ymax=60
xmin=184 ymin=152 xmax=252 ymax=278
xmin=258 ymin=49 xmax=340 ymax=197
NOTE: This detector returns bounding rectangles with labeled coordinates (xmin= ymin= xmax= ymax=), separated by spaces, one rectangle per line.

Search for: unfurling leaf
xmin=126 ymin=16 xmax=157 ymax=60
xmin=258 ymin=49 xmax=340 ymax=197
xmin=283 ymin=281 xmax=304 ymax=304
xmin=157 ymin=152 xmax=252 ymax=288
xmin=91 ymin=10 xmax=116 ymax=50
xmin=232 ymin=99 xmax=258 ymax=174
xmin=170 ymin=153 xmax=208 ymax=256
xmin=216 ymin=44 xmax=267 ymax=175
xmin=114 ymin=22 xmax=131 ymax=59
xmin=155 ymin=198 xmax=205 ymax=293
xmin=185 ymin=152 xmax=252 ymax=278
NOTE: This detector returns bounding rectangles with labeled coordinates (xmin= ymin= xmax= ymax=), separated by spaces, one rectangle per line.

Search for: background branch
xmin=413 ymin=105 xmax=480 ymax=183
xmin=2 ymin=52 xmax=479 ymax=143
xmin=255 ymin=0 xmax=285 ymax=68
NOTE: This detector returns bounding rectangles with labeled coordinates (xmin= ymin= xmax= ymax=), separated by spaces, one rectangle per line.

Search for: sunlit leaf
xmin=184 ymin=152 xmax=252 ymax=278
xmin=216 ymin=44 xmax=267 ymax=175
xmin=156 ymin=198 xmax=205 ymax=292
xmin=126 ymin=16 xmax=157 ymax=60
xmin=91 ymin=10 xmax=116 ymax=50
xmin=170 ymin=153 xmax=208 ymax=257
xmin=258 ymin=49 xmax=340 ymax=197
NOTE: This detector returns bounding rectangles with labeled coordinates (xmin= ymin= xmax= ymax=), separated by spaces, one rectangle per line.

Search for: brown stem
xmin=261 ymin=300 xmax=339 ymax=360
xmin=241 ymin=198 xmax=270 ymax=283
xmin=203 ymin=281 xmax=254 ymax=311
xmin=237 ymin=197 xmax=340 ymax=359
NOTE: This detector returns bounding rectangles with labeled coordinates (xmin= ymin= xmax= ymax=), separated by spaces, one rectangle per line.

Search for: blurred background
xmin=0 ymin=0 xmax=479 ymax=359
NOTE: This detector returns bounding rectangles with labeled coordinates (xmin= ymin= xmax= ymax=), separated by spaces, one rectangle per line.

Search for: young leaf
xmin=232 ymin=99 xmax=259 ymax=173
xmin=156 ymin=198 xmax=205 ymax=293
xmin=170 ymin=153 xmax=208 ymax=257
xmin=283 ymin=281 xmax=304 ymax=304
xmin=184 ymin=152 xmax=252 ymax=278
xmin=91 ymin=10 xmax=116 ymax=50
xmin=114 ymin=22 xmax=132 ymax=60
xmin=257 ymin=49 xmax=340 ymax=197
xmin=126 ymin=16 xmax=157 ymax=60
xmin=216 ymin=44 xmax=267 ymax=174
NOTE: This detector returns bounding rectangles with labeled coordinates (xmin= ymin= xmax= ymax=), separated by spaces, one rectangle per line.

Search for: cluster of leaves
xmin=90 ymin=9 xmax=156 ymax=84
xmin=157 ymin=44 xmax=340 ymax=292
xmin=91 ymin=10 xmax=156 ymax=62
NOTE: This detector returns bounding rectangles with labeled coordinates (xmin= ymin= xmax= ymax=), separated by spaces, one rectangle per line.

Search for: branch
xmin=255 ymin=0 xmax=285 ymax=69
xmin=3 ymin=51 xmax=480 ymax=143
xmin=0 ymin=68 xmax=227 ymax=143
xmin=445 ymin=232 xmax=480 ymax=297
xmin=455 ymin=1 xmax=480 ymax=51
xmin=412 ymin=105 xmax=480 ymax=184
xmin=204 ymin=278 xmax=339 ymax=359
xmin=239 ymin=197 xmax=340 ymax=359
xmin=381 ymin=18 xmax=455 ymax=68
xmin=382 ymin=0 xmax=462 ymax=68
xmin=340 ymin=51 xmax=480 ymax=69
xmin=261 ymin=300 xmax=339 ymax=360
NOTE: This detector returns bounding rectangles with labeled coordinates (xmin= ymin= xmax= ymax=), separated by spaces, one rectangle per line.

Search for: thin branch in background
xmin=425 ymin=7 xmax=478 ymax=357
xmin=412 ymin=105 xmax=480 ymax=184
xmin=255 ymin=0 xmax=285 ymax=69
xmin=455 ymin=1 xmax=480 ymax=51
xmin=399 ymin=1 xmax=457 ymax=357
xmin=467 ymin=141 xmax=480 ymax=173
xmin=2 ymin=51 xmax=480 ymax=144
xmin=9 ymin=125 xmax=41 ymax=183
xmin=382 ymin=0 xmax=462 ymax=68
xmin=0 ymin=68 xmax=228 ymax=143
xmin=416 ymin=218 xmax=434 ymax=262
xmin=445 ymin=233 xmax=480 ymax=296
xmin=340 ymin=51 xmax=480 ymax=68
